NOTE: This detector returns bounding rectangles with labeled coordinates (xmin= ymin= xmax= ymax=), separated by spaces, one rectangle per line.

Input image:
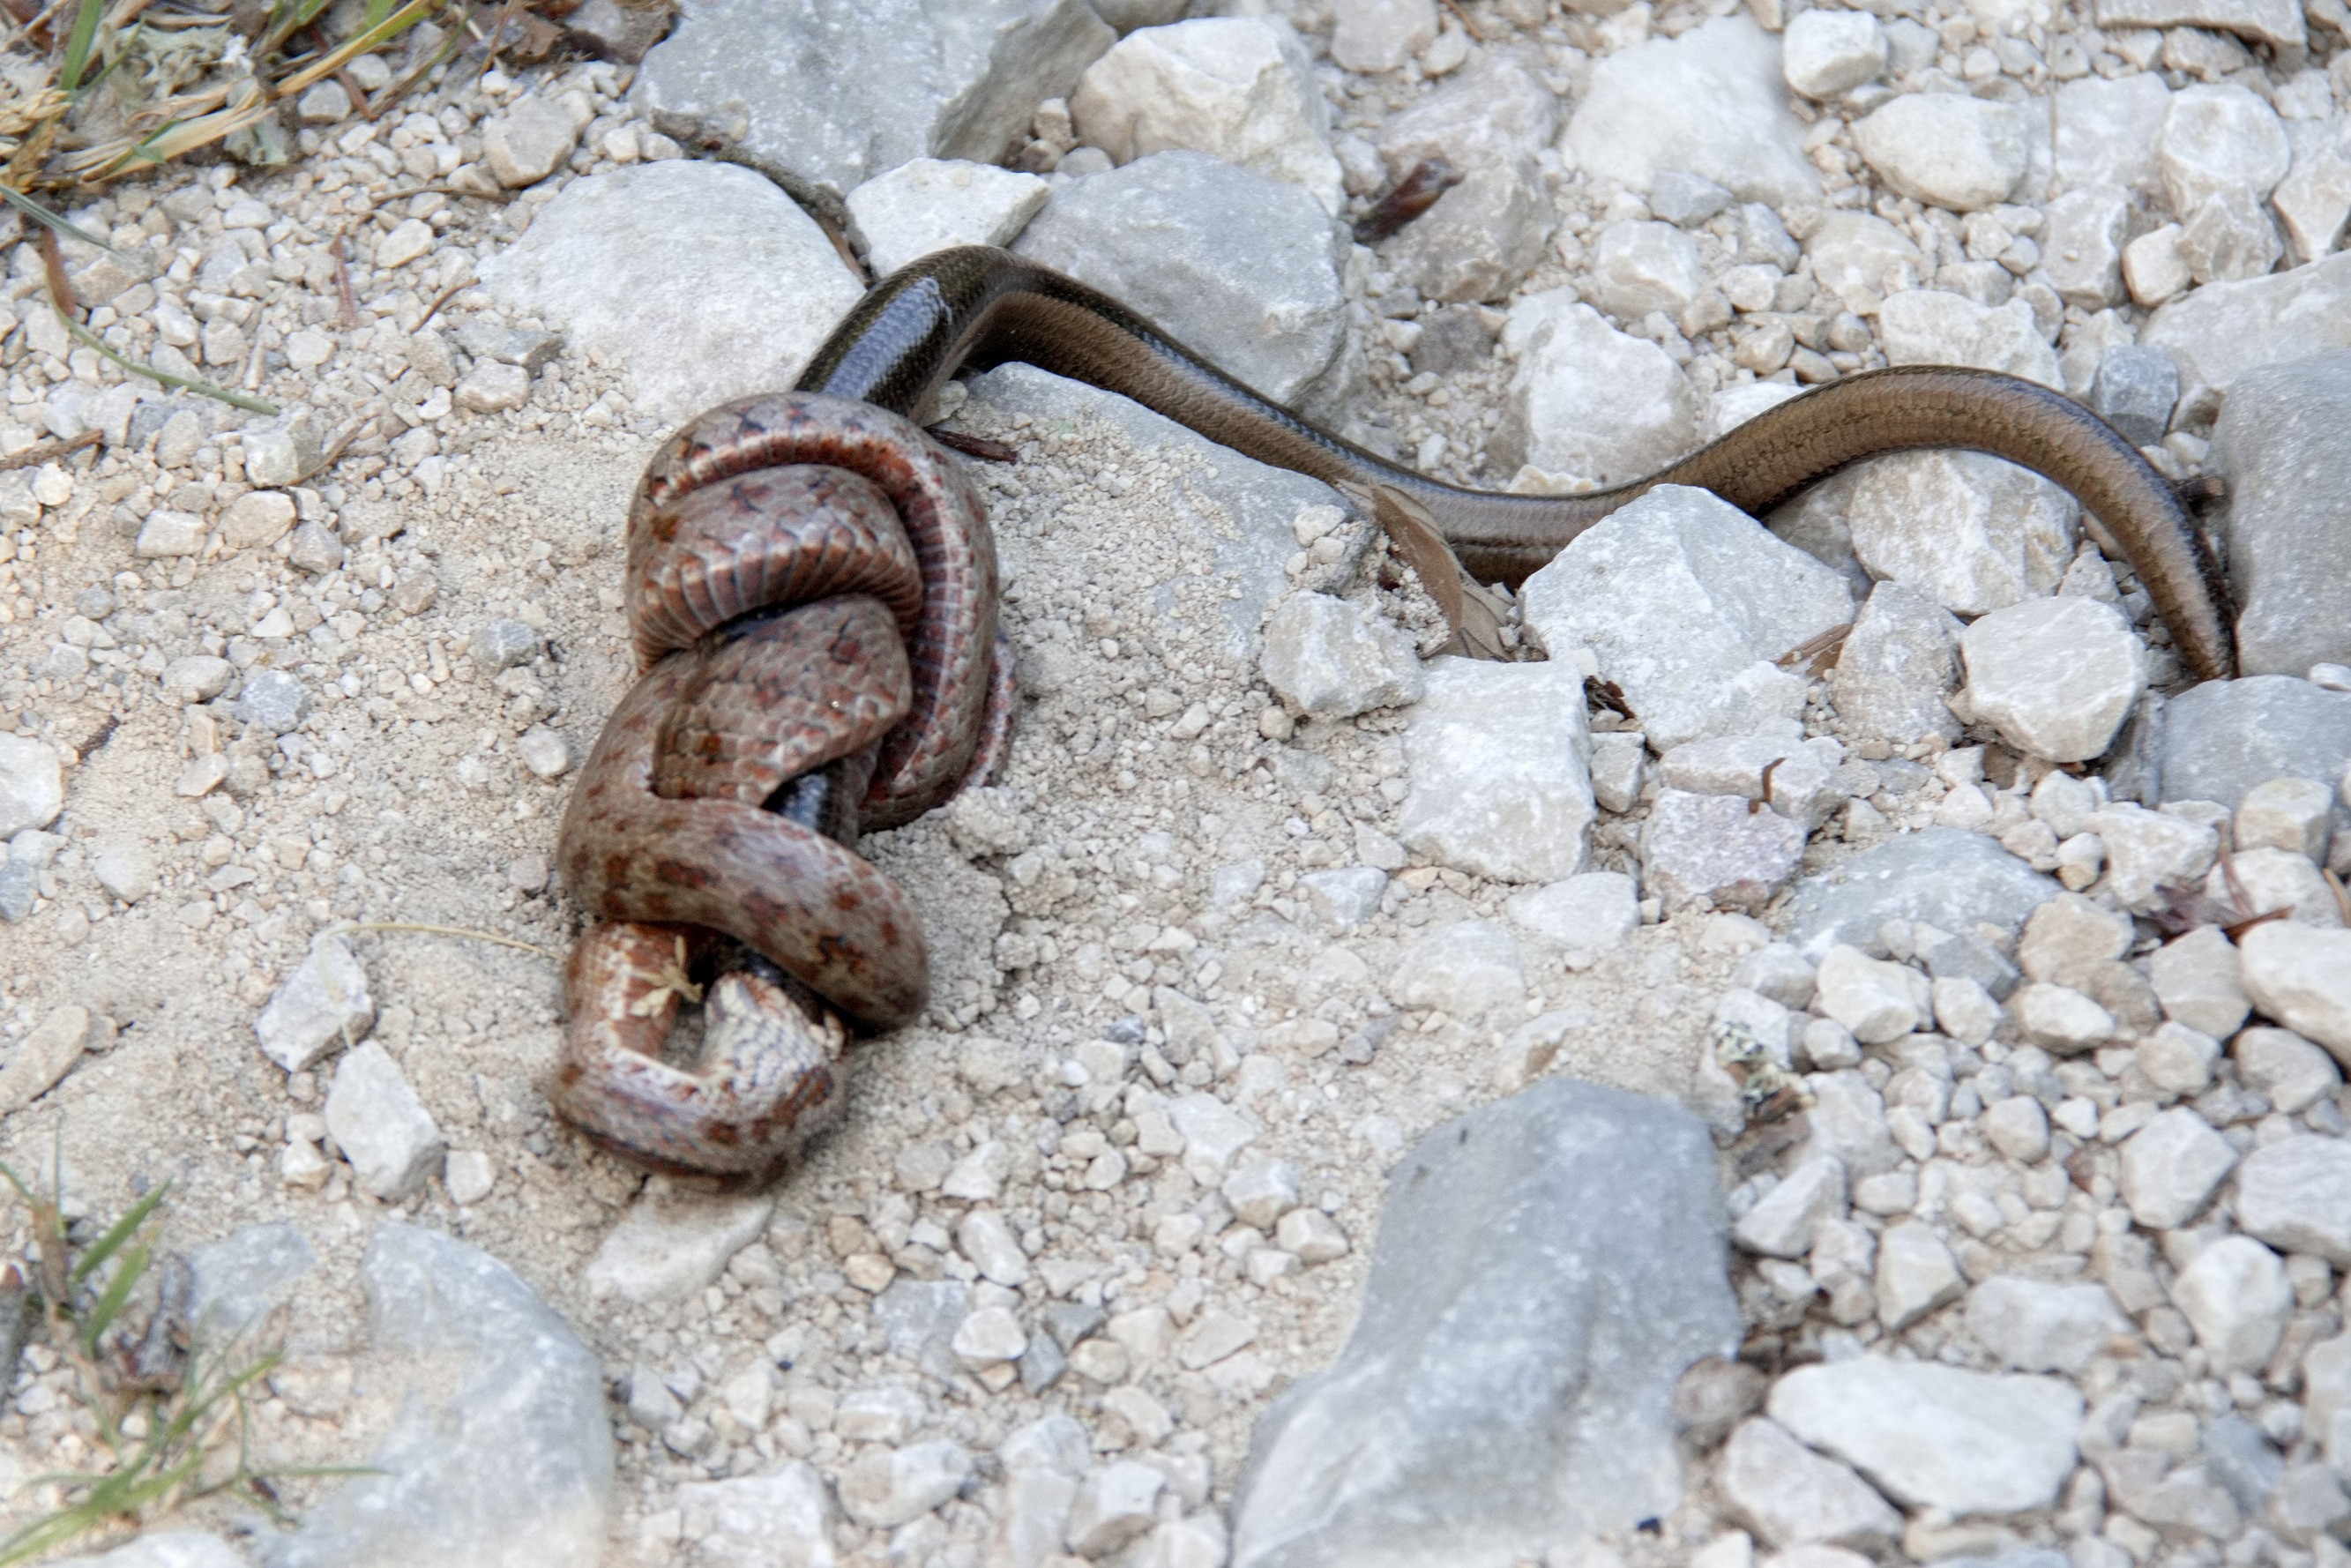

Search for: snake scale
xmin=552 ymin=244 xmax=2234 ymax=1185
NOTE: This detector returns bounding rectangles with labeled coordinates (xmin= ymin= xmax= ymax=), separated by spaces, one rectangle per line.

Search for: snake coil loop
xmin=553 ymin=392 xmax=1017 ymax=1184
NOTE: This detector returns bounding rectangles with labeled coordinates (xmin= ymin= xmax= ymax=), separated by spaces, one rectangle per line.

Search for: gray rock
xmin=1926 ymin=931 xmax=2020 ymax=1000
xmin=586 ymin=1188 xmax=775 ymax=1306
xmin=1830 ymin=580 xmax=1964 ymax=746
xmin=873 ymin=1278 xmax=974 ymax=1384
xmin=254 ymin=934 xmax=375 ymax=1073
xmin=1071 ymin=18 xmax=1341 ymax=213
xmin=634 ymin=0 xmax=1110 ymax=194
xmin=1563 ymin=16 xmax=1820 ymax=209
xmin=1385 ymin=920 xmax=1527 ymax=1019
xmin=1639 ymin=789 xmax=1808 ymax=915
xmin=1229 ymin=1079 xmax=1741 ymax=1567
xmin=2041 ymin=188 xmax=2131 ymax=310
xmin=1719 ymin=1416 xmax=1900 ymax=1548
xmin=1768 ymin=1359 xmax=2084 ymax=1514
xmin=482 ymin=93 xmax=582 ymax=188
xmin=479 ymin=161 xmax=862 ymax=425
xmin=2210 ymin=353 xmax=2351 ymax=676
xmin=1959 ymin=596 xmax=2146 ymax=764
xmin=1877 ymin=290 xmax=2061 ymax=389
xmin=2143 ymin=249 xmax=2351 ymax=416
xmin=1855 ymin=93 xmax=2034 ymax=213
xmin=846 ymin=158 xmax=1049 ymax=277
xmin=2178 ymin=188 xmax=2284 ymax=284
xmin=1785 ymin=828 xmax=2060 ymax=960
xmin=0 ymin=735 xmax=62 ymax=840
xmin=2117 ymin=1105 xmax=2237 ymax=1228
xmin=1503 ymin=872 xmax=1639 ymax=966
xmin=2089 ymin=801 xmax=2219 ymax=912
xmin=1520 ymin=485 xmax=1852 ymax=751
xmin=274 ymin=1224 xmax=614 ymax=1568
xmin=2054 ymin=71 xmax=2172 ymax=200
xmin=1397 ymin=657 xmax=1593 ymax=885
xmin=961 ymin=362 xmax=1338 ymax=660
xmin=452 ymin=319 xmax=563 ymax=373
xmin=188 ymin=1221 xmax=317 ymax=1342
xmin=2161 ymin=676 xmax=2351 ymax=812
xmin=1590 ymin=221 xmax=1705 ymax=319
xmin=563 ymin=0 xmax=674 ymax=62
xmin=675 ymin=1468 xmax=833 ymax=1566
xmin=241 ymin=410 xmax=322 ymax=488
xmin=1965 ymin=1277 xmax=2130 ymax=1374
xmin=2233 ymin=1135 xmax=2351 ymax=1264
xmin=2155 ymin=83 xmax=2292 ymax=218
xmin=454 ymin=362 xmax=529 ymax=414
xmin=1804 ymin=212 xmax=1929 ymax=317
xmin=1298 ymin=868 xmax=1388 ymax=934
xmin=49 ymin=1533 xmax=250 ymax=1567
xmin=1780 ymin=8 xmax=1886 ymax=101
xmin=1493 ymin=293 xmax=1698 ymax=487
xmin=2233 ymin=1026 xmax=2340 ymax=1114
xmin=234 ymin=668 xmax=309 ymax=735
xmin=2202 ymin=1413 xmax=2284 ymax=1515
xmin=1650 ymin=170 xmax=1735 ymax=227
xmin=1261 ymin=594 xmax=1423 ymax=718
xmin=2275 ymin=116 xmax=2351 ymax=265
xmin=1329 ymin=0 xmax=1436 ymax=71
xmin=1838 ymin=452 xmax=2078 ymax=617
xmin=2091 ymin=344 xmax=2180 ymax=447
xmin=1014 ymin=150 xmax=1353 ymax=416
xmin=2093 ymin=0 xmax=2303 ymax=45
xmin=2172 ymin=1235 xmax=2292 ymax=1373
xmin=325 ymin=1042 xmax=447 ymax=1202
xmin=470 ymin=618 xmax=542 ymax=674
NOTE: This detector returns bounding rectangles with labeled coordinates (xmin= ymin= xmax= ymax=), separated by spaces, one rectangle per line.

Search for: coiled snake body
xmin=554 ymin=245 xmax=2235 ymax=1185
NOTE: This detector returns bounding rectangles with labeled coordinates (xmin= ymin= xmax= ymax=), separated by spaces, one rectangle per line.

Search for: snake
xmin=554 ymin=243 xmax=2237 ymax=1184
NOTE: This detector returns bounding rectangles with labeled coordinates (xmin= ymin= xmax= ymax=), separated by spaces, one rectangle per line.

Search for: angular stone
xmin=1071 ymin=18 xmax=1341 ymax=213
xmin=2207 ymin=845 xmax=2340 ymax=927
xmin=2093 ymin=0 xmax=2302 ymax=46
xmin=1804 ymin=212 xmax=1929 ymax=316
xmin=1855 ymin=94 xmax=2033 ymax=213
xmin=255 ymin=934 xmax=375 ymax=1072
xmin=1014 ymin=150 xmax=1352 ymax=414
xmin=1769 ymin=1359 xmax=2083 ymax=1514
xmin=2233 ymin=1027 xmax=2340 ymax=1115
xmin=1966 ymin=1277 xmax=2130 ymax=1374
xmin=235 ymin=668 xmax=309 ymax=735
xmin=1370 ymin=53 xmax=1558 ymax=303
xmin=0 ymin=1005 xmax=93 ymax=1116
xmin=1877 ymin=291 xmax=2061 ymax=390
xmin=2238 ymin=922 xmax=2351 ymax=1059
xmin=1829 ymin=580 xmax=1963 ymax=746
xmin=2143 ymin=250 xmax=2351 ymax=414
xmin=586 ymin=1188 xmax=775 ymax=1305
xmin=1734 ymin=1157 xmax=1848 ymax=1259
xmin=675 ymin=1468 xmax=832 ymax=1568
xmin=1067 ymin=1460 xmax=1165 ymax=1557
xmin=2019 ymin=892 xmax=2134 ymax=986
xmin=1298 ymin=867 xmax=1388 ymax=934
xmin=1719 ymin=1417 xmax=1901 ymax=1548
xmin=1503 ymin=872 xmax=1639 ymax=967
xmin=2172 ymin=1235 xmax=2292 ymax=1373
xmin=273 ymin=1225 xmax=613 ymax=1568
xmin=1785 ymin=829 xmax=2058 ymax=960
xmin=1493 ymin=291 xmax=1698 ymax=487
xmin=2091 ymin=344 xmax=2180 ymax=448
xmin=2041 ymin=187 xmax=2131 ymax=310
xmin=2161 ymin=676 xmax=2351 ymax=813
xmin=0 ymin=735 xmax=62 ymax=840
xmin=1395 ymin=656 xmax=1593 ymax=885
xmin=965 ymin=363 xmax=1337 ymax=659
xmin=1658 ymin=733 xmax=1845 ymax=828
xmin=2117 ymin=1106 xmax=2237 ymax=1229
xmin=1329 ymin=0 xmax=1437 ymax=72
xmin=1262 ymin=593 xmax=1422 ymax=719
xmin=481 ymin=93 xmax=581 ymax=188
xmin=2155 ymin=83 xmax=2292 ymax=217
xmin=325 ymin=1042 xmax=446 ymax=1202
xmin=1840 ymin=452 xmax=2079 ymax=617
xmin=1229 ymin=1079 xmax=1742 ymax=1567
xmin=1385 ymin=920 xmax=1526 ymax=1019
xmin=1639 ymin=789 xmax=1809 ymax=915
xmin=1780 ymin=9 xmax=1886 ymax=100
xmin=1591 ymin=220 xmax=1705 ymax=317
xmin=2233 ymin=1137 xmax=2351 ymax=1265
xmin=2086 ymin=802 xmax=2217 ymax=913
xmin=2236 ymin=776 xmax=2335 ymax=861
xmin=1521 ymin=485 xmax=1851 ymax=751
xmin=2055 ymin=72 xmax=2172 ymax=200
xmin=1564 ymin=16 xmax=1820 ymax=208
xmin=2274 ymin=117 xmax=2351 ymax=264
xmin=1815 ymin=945 xmax=1927 ymax=1044
xmin=2210 ymin=355 xmax=2351 ymax=676
xmin=634 ymin=0 xmax=1111 ymax=193
xmin=848 ymin=153 xmax=1051 ymax=272
xmin=2178 ymin=189 xmax=2284 ymax=284
xmin=1875 ymin=1220 xmax=1963 ymax=1330
xmin=839 ymin=1441 xmax=974 ymax=1530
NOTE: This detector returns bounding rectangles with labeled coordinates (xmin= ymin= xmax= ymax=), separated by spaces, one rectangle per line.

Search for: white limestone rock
xmin=1965 ymin=1277 xmax=2130 ymax=1374
xmin=1855 ymin=93 xmax=2034 ymax=213
xmin=1958 ymin=596 xmax=2146 ymax=763
xmin=1640 ymin=788 xmax=1809 ymax=914
xmin=1815 ymin=945 xmax=1929 ymax=1044
xmin=846 ymin=159 xmax=1050 ymax=276
xmin=1718 ymin=1417 xmax=1902 ymax=1549
xmin=1563 ymin=17 xmax=1821 ymax=208
xmin=1767 ymin=1359 xmax=2084 ymax=1515
xmin=1780 ymin=10 xmax=1886 ymax=101
xmin=1397 ymin=657 xmax=1593 ymax=885
xmin=2117 ymin=1106 xmax=2238 ymax=1229
xmin=1840 ymin=452 xmax=2079 ymax=616
xmin=1804 ymin=212 xmax=1929 ymax=316
xmin=1877 ymin=290 xmax=2062 ymax=390
xmin=2172 ymin=1235 xmax=2293 ymax=1373
xmin=479 ymin=162 xmax=862 ymax=424
xmin=1520 ymin=485 xmax=1852 ymax=751
xmin=1261 ymin=594 xmax=1423 ymax=719
xmin=1071 ymin=18 xmax=1343 ymax=213
xmin=2054 ymin=71 xmax=2172 ymax=199
xmin=2237 ymin=922 xmax=2351 ymax=1062
xmin=2155 ymin=83 xmax=2291 ymax=219
xmin=2234 ymin=1027 xmax=2341 ymax=1115
xmin=1827 ymin=580 xmax=1963 ymax=746
xmin=1328 ymin=0 xmax=1437 ymax=72
xmin=2233 ymin=1137 xmax=2351 ymax=1264
xmin=2086 ymin=802 xmax=2219 ymax=913
xmin=1493 ymin=291 xmax=1698 ymax=487
xmin=1385 ymin=920 xmax=1527 ymax=1019
xmin=1503 ymin=872 xmax=1639 ymax=967
xmin=2144 ymin=250 xmax=2351 ymax=414
xmin=325 ymin=1042 xmax=447 ymax=1202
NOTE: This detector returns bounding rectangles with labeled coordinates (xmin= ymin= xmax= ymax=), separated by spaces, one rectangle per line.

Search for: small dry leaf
xmin=1340 ymin=481 xmax=1513 ymax=661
